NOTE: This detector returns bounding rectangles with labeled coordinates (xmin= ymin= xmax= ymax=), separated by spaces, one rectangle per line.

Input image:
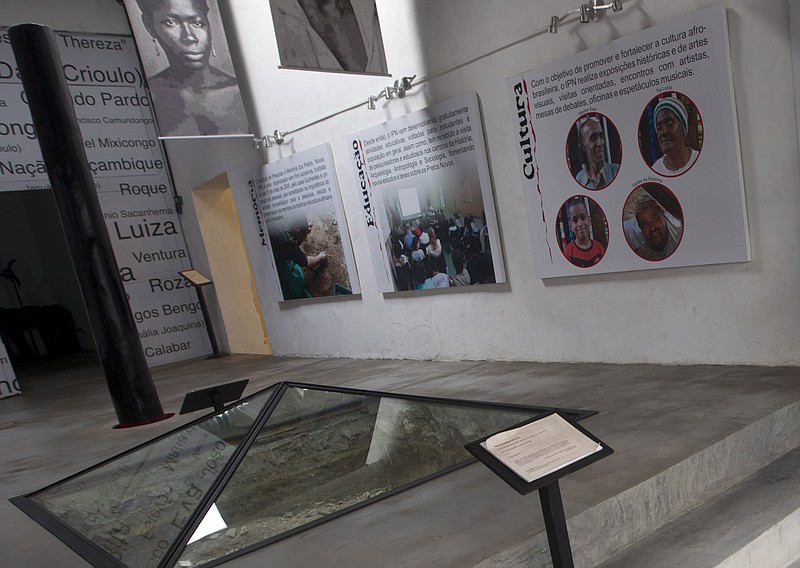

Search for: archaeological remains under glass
xmin=12 ymin=382 xmax=594 ymax=567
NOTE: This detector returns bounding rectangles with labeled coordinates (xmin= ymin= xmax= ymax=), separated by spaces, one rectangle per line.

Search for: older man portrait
xmin=573 ymin=116 xmax=620 ymax=190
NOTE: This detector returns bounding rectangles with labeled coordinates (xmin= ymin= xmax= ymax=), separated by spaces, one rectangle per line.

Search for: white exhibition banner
xmin=246 ymin=143 xmax=360 ymax=302
xmin=789 ymin=0 xmax=800 ymax=165
xmin=350 ymin=92 xmax=506 ymax=293
xmin=0 ymin=338 xmax=20 ymax=399
xmin=508 ymin=6 xmax=749 ymax=278
xmin=0 ymin=29 xmax=211 ymax=365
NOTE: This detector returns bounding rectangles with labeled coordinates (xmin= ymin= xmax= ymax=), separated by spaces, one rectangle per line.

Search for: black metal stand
xmin=539 ymin=481 xmax=574 ymax=568
xmin=178 ymin=270 xmax=226 ymax=359
xmin=465 ymin=411 xmax=614 ymax=568
xmin=178 ymin=379 xmax=249 ymax=415
xmin=194 ymin=285 xmax=224 ymax=359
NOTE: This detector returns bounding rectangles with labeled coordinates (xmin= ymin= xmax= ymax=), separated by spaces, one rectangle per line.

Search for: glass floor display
xmin=12 ymin=382 xmax=596 ymax=567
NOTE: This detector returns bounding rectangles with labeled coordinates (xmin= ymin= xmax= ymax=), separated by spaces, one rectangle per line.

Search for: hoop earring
xmin=152 ymin=37 xmax=160 ymax=57
xmin=211 ymin=43 xmax=216 ymax=57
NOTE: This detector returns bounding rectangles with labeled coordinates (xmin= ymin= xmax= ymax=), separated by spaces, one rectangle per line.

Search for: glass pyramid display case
xmin=12 ymin=382 xmax=595 ymax=567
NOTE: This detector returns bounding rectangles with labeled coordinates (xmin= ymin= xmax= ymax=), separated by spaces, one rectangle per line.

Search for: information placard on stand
xmin=178 ymin=269 xmax=225 ymax=358
xmin=466 ymin=412 xmax=613 ymax=568
xmin=179 ymin=379 xmax=249 ymax=414
xmin=467 ymin=411 xmax=612 ymax=494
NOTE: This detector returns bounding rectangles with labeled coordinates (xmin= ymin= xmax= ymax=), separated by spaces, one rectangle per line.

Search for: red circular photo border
xmin=622 ymin=182 xmax=684 ymax=262
xmin=637 ymin=91 xmax=703 ymax=178
xmin=565 ymin=112 xmax=623 ymax=191
xmin=555 ymin=195 xmax=609 ymax=268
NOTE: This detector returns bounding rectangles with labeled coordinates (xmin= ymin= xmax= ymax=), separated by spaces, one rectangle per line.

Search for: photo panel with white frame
xmin=508 ymin=6 xmax=749 ymax=278
xmin=245 ymin=143 xmax=360 ymax=302
xmin=350 ymin=92 xmax=506 ymax=293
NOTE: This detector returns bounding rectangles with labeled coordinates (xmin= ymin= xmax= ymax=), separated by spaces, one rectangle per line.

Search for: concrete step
xmin=473 ymin=400 xmax=800 ymax=568
xmin=595 ymin=446 xmax=800 ymax=568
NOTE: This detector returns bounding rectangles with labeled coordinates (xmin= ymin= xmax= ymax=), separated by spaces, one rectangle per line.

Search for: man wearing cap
xmin=575 ymin=117 xmax=619 ymax=189
xmin=651 ymin=97 xmax=698 ymax=176
xmin=634 ymin=192 xmax=681 ymax=260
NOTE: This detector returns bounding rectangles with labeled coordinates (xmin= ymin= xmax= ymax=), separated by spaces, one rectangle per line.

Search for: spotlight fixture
xmin=548 ymin=0 xmax=623 ymax=33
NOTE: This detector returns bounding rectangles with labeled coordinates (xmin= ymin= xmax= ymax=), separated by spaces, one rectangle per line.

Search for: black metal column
xmin=9 ymin=23 xmax=169 ymax=427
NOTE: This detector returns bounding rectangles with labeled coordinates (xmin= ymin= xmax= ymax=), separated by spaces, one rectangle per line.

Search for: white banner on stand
xmin=508 ymin=6 xmax=749 ymax=278
xmin=789 ymin=0 xmax=800 ymax=169
xmin=0 ymin=29 xmax=210 ymax=365
xmin=0 ymin=338 xmax=20 ymax=399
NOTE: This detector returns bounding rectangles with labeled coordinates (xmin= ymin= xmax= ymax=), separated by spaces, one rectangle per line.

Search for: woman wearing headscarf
xmin=651 ymin=96 xmax=698 ymax=176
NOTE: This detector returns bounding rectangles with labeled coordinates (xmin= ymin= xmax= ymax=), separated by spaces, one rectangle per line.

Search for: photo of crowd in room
xmin=381 ymin=166 xmax=496 ymax=292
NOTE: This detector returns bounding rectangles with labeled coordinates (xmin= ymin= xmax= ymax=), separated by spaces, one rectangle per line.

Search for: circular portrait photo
xmin=566 ymin=113 xmax=622 ymax=190
xmin=556 ymin=196 xmax=609 ymax=268
xmin=622 ymin=183 xmax=684 ymax=262
xmin=639 ymin=92 xmax=703 ymax=177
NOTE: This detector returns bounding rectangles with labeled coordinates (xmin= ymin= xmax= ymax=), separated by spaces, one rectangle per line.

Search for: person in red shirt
xmin=562 ymin=198 xmax=605 ymax=268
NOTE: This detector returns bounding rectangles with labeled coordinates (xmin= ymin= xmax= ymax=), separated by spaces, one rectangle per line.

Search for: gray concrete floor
xmin=2 ymin=353 xmax=800 ymax=567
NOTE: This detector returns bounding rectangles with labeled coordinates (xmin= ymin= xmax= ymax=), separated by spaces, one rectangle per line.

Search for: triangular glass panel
xmin=12 ymin=382 xmax=595 ymax=568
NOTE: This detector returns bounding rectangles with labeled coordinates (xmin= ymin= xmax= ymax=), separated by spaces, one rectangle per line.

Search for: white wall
xmin=4 ymin=0 xmax=799 ymax=366
xmin=222 ymin=0 xmax=800 ymax=366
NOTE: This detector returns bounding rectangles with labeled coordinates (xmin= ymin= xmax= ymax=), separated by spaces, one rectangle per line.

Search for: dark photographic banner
xmin=269 ymin=0 xmax=389 ymax=76
xmin=122 ymin=0 xmax=250 ymax=137
xmin=509 ymin=6 xmax=749 ymax=278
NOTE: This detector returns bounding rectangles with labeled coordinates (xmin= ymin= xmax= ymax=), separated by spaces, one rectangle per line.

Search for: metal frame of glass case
xmin=12 ymin=381 xmax=596 ymax=568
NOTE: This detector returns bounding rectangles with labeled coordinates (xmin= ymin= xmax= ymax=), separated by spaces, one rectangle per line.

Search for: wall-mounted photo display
xmin=245 ymin=144 xmax=360 ymax=302
xmin=122 ymin=0 xmax=251 ymax=137
xmin=268 ymin=0 xmax=389 ymax=75
xmin=349 ymin=92 xmax=506 ymax=293
xmin=791 ymin=0 xmax=800 ymax=176
xmin=508 ymin=6 xmax=749 ymax=278
xmin=0 ymin=29 xmax=212 ymax=366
